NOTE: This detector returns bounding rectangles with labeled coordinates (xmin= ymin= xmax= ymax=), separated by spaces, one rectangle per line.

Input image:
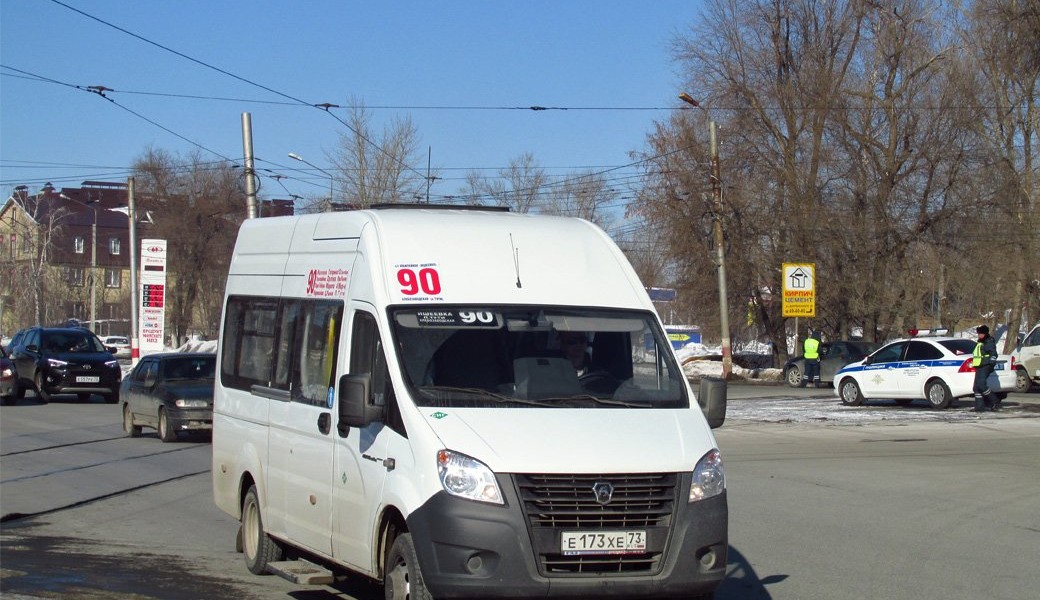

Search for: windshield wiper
xmin=532 ymin=393 xmax=651 ymax=408
xmin=417 ymin=386 xmax=555 ymax=407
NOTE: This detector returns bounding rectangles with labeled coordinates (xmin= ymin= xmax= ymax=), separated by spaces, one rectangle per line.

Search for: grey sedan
xmin=120 ymin=353 xmax=215 ymax=442
xmin=783 ymin=340 xmax=880 ymax=388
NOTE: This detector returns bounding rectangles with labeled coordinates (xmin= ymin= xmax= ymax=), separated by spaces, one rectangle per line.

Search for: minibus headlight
xmin=689 ymin=448 xmax=725 ymax=502
xmin=437 ymin=449 xmax=503 ymax=505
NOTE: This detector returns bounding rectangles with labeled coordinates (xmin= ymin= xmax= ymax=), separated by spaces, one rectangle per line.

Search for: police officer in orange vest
xmin=972 ymin=325 xmax=999 ymax=412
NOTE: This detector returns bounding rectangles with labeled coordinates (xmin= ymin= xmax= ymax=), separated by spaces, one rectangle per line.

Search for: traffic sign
xmin=782 ymin=263 xmax=815 ymax=317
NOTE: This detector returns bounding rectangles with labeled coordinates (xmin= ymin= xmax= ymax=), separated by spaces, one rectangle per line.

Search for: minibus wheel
xmin=242 ymin=484 xmax=283 ymax=575
xmin=385 ymin=533 xmax=431 ymax=600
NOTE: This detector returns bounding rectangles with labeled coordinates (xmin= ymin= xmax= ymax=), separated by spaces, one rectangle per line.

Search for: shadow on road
xmin=716 ymin=545 xmax=785 ymax=599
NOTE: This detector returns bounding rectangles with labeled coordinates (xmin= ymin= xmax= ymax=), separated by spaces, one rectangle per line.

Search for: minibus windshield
xmin=390 ymin=306 xmax=688 ymax=409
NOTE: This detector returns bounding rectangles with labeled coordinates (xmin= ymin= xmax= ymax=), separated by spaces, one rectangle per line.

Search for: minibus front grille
xmin=517 ymin=473 xmax=677 ymax=528
xmin=515 ymin=472 xmax=678 ymax=575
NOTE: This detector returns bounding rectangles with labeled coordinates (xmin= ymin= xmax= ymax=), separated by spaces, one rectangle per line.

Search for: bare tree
xmin=133 ymin=149 xmax=244 ymax=343
xmin=541 ymin=170 xmax=619 ymax=230
xmin=465 ymin=153 xmax=548 ymax=213
xmin=329 ymin=99 xmax=425 ymax=208
xmin=1 ymin=189 xmax=72 ymax=326
xmin=958 ymin=0 xmax=1040 ymax=350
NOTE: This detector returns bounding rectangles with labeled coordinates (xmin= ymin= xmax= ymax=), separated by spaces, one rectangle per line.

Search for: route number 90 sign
xmin=397 ymin=266 xmax=441 ymax=296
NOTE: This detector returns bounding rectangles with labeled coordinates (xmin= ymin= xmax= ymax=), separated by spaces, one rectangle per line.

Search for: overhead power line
xmin=46 ymin=0 xmax=429 ymax=183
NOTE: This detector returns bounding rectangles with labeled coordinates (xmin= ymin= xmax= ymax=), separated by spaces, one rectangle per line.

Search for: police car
xmin=833 ymin=329 xmax=1016 ymax=409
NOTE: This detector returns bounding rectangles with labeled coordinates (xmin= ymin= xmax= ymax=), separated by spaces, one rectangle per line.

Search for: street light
xmin=679 ymin=92 xmax=732 ymax=379
xmin=288 ymin=152 xmax=335 ymax=208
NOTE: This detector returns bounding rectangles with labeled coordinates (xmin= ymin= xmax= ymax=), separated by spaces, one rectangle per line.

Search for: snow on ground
xmin=725 ymin=395 xmax=1038 ymax=425
xmin=674 ymin=341 xmax=783 ymax=382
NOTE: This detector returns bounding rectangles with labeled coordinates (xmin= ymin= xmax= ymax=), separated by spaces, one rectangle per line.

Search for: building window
xmin=22 ymin=234 xmax=32 ymax=253
xmin=109 ymin=237 xmax=121 ymax=255
xmin=67 ymin=267 xmax=85 ymax=286
xmin=105 ymin=268 xmax=121 ymax=288
xmin=74 ymin=236 xmax=85 ymax=254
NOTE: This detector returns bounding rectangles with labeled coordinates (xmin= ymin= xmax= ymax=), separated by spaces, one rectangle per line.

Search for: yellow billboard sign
xmin=782 ymin=263 xmax=816 ymax=317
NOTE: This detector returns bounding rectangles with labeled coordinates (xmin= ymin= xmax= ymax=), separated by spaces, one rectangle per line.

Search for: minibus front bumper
xmin=406 ymin=472 xmax=728 ymax=598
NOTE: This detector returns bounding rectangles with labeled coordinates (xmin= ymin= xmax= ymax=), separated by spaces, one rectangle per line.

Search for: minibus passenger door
xmin=270 ymin=300 xmax=341 ymax=556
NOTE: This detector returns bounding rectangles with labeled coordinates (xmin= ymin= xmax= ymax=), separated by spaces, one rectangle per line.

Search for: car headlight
xmin=47 ymin=358 xmax=68 ymax=368
xmin=175 ymin=399 xmax=210 ymax=408
xmin=689 ymin=448 xmax=726 ymax=502
xmin=1 ymin=367 xmax=13 ymax=378
xmin=105 ymin=360 xmax=120 ymax=368
xmin=437 ymin=449 xmax=503 ymax=505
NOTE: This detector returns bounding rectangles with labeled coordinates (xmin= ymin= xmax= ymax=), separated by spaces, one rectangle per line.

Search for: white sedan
xmin=101 ymin=335 xmax=132 ymax=359
xmin=834 ymin=333 xmax=1016 ymax=409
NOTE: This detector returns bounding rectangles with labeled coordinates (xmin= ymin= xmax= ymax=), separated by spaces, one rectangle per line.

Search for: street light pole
xmin=679 ymin=93 xmax=732 ymax=379
xmin=288 ymin=152 xmax=334 ymax=209
xmin=90 ymin=203 xmax=97 ymax=330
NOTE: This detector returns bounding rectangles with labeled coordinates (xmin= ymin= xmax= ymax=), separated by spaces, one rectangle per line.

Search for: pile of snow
xmin=172 ymin=339 xmax=218 ymax=353
xmin=681 ymin=357 xmax=783 ymax=382
xmin=672 ymin=341 xmax=782 ymax=382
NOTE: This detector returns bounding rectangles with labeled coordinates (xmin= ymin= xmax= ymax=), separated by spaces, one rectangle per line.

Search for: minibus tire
xmin=385 ymin=533 xmax=432 ymax=600
xmin=242 ymin=485 xmax=283 ymax=575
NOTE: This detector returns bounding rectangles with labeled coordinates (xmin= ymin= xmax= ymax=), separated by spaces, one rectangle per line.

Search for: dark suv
xmin=7 ymin=327 xmax=122 ymax=404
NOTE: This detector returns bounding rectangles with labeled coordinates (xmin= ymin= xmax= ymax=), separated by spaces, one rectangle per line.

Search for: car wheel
xmin=785 ymin=365 xmax=803 ymax=388
xmin=1014 ymin=368 xmax=1031 ymax=393
xmin=158 ymin=409 xmax=178 ymax=443
xmin=385 ymin=533 xmax=433 ymax=600
xmin=242 ymin=484 xmax=283 ymax=575
xmin=123 ymin=404 xmax=142 ymax=438
xmin=34 ymin=372 xmax=50 ymax=404
xmin=839 ymin=378 xmax=864 ymax=406
xmin=925 ymin=379 xmax=952 ymax=409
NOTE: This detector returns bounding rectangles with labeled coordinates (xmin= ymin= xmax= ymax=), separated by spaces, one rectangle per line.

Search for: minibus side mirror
xmin=338 ymin=373 xmax=385 ymax=429
xmin=697 ymin=376 xmax=727 ymax=429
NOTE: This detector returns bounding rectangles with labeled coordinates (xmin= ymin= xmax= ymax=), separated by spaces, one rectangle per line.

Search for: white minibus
xmin=212 ymin=205 xmax=728 ymax=599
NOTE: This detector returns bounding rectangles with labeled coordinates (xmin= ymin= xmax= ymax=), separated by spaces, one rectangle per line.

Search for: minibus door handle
xmin=317 ymin=412 xmax=331 ymax=435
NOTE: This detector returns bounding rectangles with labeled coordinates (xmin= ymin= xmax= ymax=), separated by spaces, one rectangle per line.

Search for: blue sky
xmin=1 ymin=1 xmax=704 ymax=203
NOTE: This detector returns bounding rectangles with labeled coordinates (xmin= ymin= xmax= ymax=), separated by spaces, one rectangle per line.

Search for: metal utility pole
xmin=90 ymin=202 xmax=98 ymax=330
xmin=680 ymin=93 xmax=732 ymax=378
xmin=242 ymin=113 xmax=258 ymax=219
xmin=128 ymin=176 xmax=140 ymax=364
xmin=709 ymin=121 xmax=732 ymax=379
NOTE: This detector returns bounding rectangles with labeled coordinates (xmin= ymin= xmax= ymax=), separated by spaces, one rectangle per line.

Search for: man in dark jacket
xmin=972 ymin=325 xmax=999 ymax=411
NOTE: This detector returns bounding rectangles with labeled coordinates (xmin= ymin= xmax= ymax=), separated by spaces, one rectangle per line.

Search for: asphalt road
xmin=2 ymin=385 xmax=1038 ymax=599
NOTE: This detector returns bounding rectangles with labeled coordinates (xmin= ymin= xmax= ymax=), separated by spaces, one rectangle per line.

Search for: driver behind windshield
xmin=558 ymin=331 xmax=593 ymax=376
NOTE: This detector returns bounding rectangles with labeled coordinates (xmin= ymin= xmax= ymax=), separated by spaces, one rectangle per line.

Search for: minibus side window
xmin=292 ymin=301 xmax=343 ymax=406
xmin=273 ymin=300 xmax=300 ymax=391
xmin=220 ymin=295 xmax=278 ymax=390
xmin=350 ymin=312 xmax=405 ymax=436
